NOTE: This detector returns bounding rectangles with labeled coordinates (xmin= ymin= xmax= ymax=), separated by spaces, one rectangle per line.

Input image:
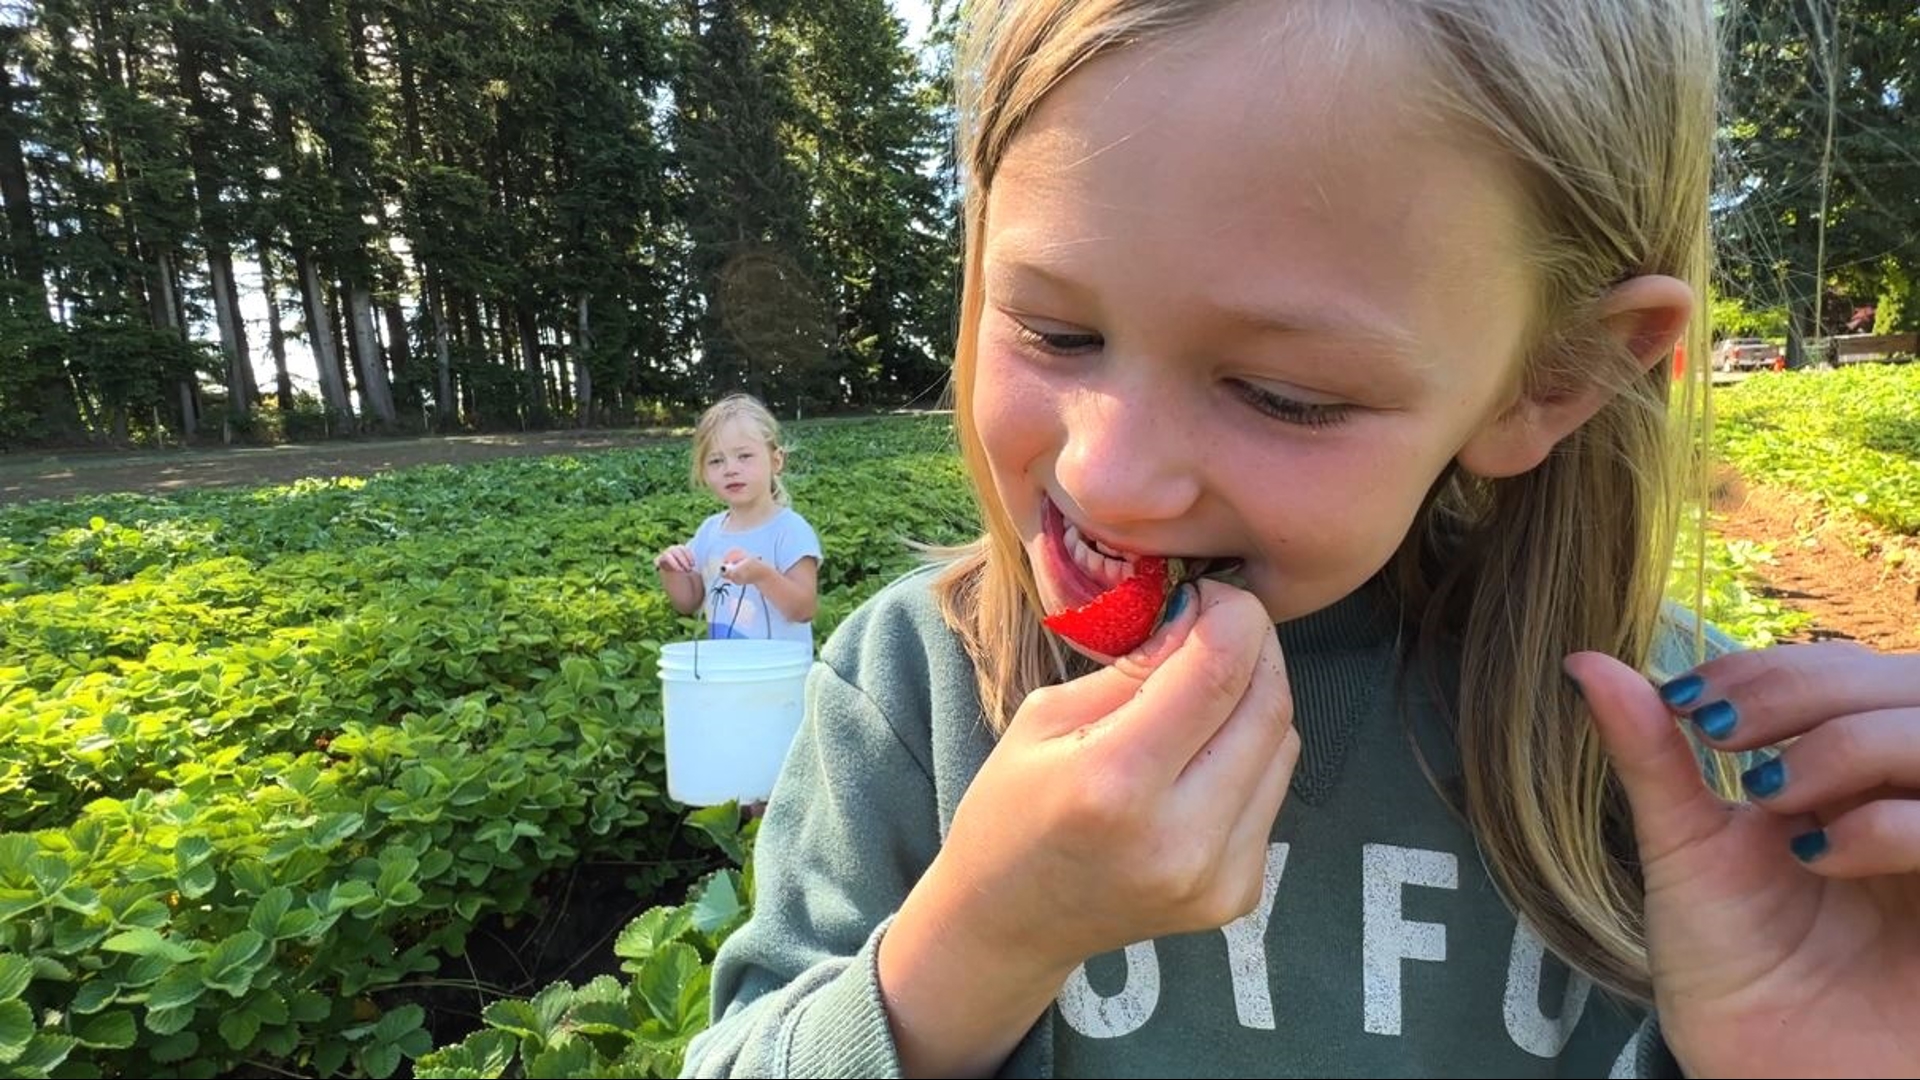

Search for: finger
xmin=1096 ymin=582 xmax=1274 ymax=785
xmin=1565 ymin=651 xmax=1731 ymax=863
xmin=1786 ymin=798 xmax=1920 ymax=878
xmin=1173 ymin=622 xmax=1291 ymax=797
xmin=1735 ymin=707 xmax=1920 ymax=814
xmin=1655 ymin=642 xmax=1920 ymax=750
xmin=1209 ymin=725 xmax=1302 ymax=921
xmin=1008 ymin=582 xmax=1203 ymax=741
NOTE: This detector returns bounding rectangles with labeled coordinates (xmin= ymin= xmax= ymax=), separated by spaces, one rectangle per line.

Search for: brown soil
xmin=0 ymin=429 xmax=683 ymax=505
xmin=1710 ymin=466 xmax=1920 ymax=653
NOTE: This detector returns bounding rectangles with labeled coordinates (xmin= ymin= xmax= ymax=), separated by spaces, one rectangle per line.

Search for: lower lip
xmin=1040 ymin=499 xmax=1105 ymax=608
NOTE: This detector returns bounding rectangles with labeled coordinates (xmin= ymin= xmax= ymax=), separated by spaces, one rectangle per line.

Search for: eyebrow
xmin=987 ymin=256 xmax=1423 ymax=364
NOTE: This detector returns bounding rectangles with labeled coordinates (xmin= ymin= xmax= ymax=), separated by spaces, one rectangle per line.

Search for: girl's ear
xmin=1457 ymin=274 xmax=1694 ymax=479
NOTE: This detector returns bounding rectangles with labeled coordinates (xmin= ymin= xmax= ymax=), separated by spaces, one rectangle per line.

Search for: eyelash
xmin=1009 ymin=321 xmax=1354 ymax=429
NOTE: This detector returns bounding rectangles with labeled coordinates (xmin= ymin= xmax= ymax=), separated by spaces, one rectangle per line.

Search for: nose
xmin=1052 ymin=375 xmax=1203 ymax=529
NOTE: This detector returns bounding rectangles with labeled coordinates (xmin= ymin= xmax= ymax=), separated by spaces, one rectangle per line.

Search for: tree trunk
xmin=517 ymin=302 xmax=545 ymax=427
xmin=423 ymin=268 xmax=454 ymax=429
xmin=348 ymin=282 xmax=396 ymax=423
xmin=257 ymin=236 xmax=294 ymax=409
xmin=575 ymin=294 xmax=593 ymax=427
xmin=208 ymin=251 xmax=255 ymax=414
xmin=296 ymin=248 xmax=353 ymax=418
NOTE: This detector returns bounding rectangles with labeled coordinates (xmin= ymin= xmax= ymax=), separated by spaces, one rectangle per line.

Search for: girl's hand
xmin=921 ymin=579 xmax=1301 ymax=977
xmin=653 ymin=544 xmax=696 ymax=574
xmin=718 ymin=548 xmax=769 ymax=586
xmin=1567 ymin=643 xmax=1920 ymax=1078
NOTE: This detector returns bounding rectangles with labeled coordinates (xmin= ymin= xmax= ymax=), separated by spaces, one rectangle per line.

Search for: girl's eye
xmin=1011 ymin=320 xmax=1102 ymax=354
xmin=1230 ymin=380 xmax=1353 ymax=429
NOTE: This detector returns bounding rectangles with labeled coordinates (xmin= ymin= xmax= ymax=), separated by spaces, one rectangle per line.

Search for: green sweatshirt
xmin=682 ymin=565 xmax=1732 ymax=1078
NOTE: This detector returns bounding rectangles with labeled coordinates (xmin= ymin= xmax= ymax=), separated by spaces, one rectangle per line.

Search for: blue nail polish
xmin=1741 ymin=757 xmax=1785 ymax=799
xmin=1659 ymin=673 xmax=1706 ymax=709
xmin=1790 ymin=829 xmax=1829 ymax=863
xmin=1690 ymin=699 xmax=1737 ymax=741
xmin=1163 ymin=585 xmax=1191 ymax=623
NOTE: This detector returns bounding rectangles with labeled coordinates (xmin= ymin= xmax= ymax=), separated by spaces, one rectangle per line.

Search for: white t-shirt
xmin=689 ymin=507 xmax=823 ymax=651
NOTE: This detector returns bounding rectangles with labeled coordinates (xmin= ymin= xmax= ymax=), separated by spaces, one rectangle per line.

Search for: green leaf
xmin=248 ymin=887 xmax=293 ymax=938
xmin=634 ymin=942 xmax=702 ymax=1022
xmin=526 ymin=1035 xmax=598 ymax=1076
xmin=288 ymin=990 xmax=331 ymax=1023
xmin=144 ymin=1003 xmax=197 ymax=1036
xmin=689 ymin=871 xmax=746 ymax=937
xmin=244 ymin=989 xmax=289 ymax=1025
xmin=68 ymin=979 xmax=118 ymax=1014
xmin=359 ymin=1043 xmax=401 ymax=1079
xmin=217 ymin=1008 xmax=261 ymax=1051
xmin=372 ymin=1003 xmax=424 ymax=1044
xmin=0 ymin=1000 xmax=31 ymax=1063
xmin=478 ymin=998 xmax=543 ymax=1041
xmin=173 ymin=835 xmax=213 ymax=871
xmin=9 ymin=1032 xmax=77 ymax=1074
xmin=613 ymin=906 xmax=692 ymax=967
xmin=27 ymin=957 xmax=72 ymax=983
xmin=314 ymin=1038 xmax=350 ymax=1077
xmin=313 ymin=812 xmax=365 ymax=849
xmin=101 ymin=928 xmax=197 ymax=963
xmin=176 ymin=860 xmax=218 ymax=900
xmin=147 ymin=965 xmax=206 ymax=1010
xmin=73 ymin=1009 xmax=137 ymax=1050
xmin=25 ymin=856 xmax=70 ymax=895
xmin=0 ymin=955 xmax=32 ymax=1001
xmin=201 ymin=930 xmax=268 ymax=996
xmin=149 ymin=1028 xmax=200 ymax=1063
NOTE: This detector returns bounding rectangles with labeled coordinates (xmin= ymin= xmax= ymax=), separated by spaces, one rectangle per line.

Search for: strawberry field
xmin=1714 ymin=363 xmax=1920 ymax=538
xmin=0 ymin=406 xmax=1829 ymax=1078
xmin=0 ymin=414 xmax=975 ymax=1078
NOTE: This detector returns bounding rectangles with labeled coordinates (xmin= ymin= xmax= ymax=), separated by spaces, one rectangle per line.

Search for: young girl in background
xmin=654 ymin=393 xmax=821 ymax=653
xmin=684 ymin=1 xmax=1920 ymax=1076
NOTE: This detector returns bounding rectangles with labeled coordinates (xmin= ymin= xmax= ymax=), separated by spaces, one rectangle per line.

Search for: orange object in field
xmin=1671 ymin=341 xmax=1686 ymax=380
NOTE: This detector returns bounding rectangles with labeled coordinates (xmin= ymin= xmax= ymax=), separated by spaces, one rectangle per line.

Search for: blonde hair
xmin=934 ymin=0 xmax=1728 ymax=1003
xmin=690 ymin=393 xmax=791 ymax=506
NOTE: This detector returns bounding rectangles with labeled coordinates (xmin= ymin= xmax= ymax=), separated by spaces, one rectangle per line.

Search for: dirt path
xmin=1711 ymin=467 xmax=1920 ymax=653
xmin=0 ymin=429 xmax=683 ymax=505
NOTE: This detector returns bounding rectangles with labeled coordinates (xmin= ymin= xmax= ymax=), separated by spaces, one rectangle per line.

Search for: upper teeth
xmin=1063 ymin=523 xmax=1133 ymax=589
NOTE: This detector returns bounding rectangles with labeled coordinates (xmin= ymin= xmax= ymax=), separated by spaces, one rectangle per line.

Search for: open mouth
xmin=1039 ymin=497 xmax=1242 ymax=611
xmin=1041 ymin=499 xmax=1139 ymax=608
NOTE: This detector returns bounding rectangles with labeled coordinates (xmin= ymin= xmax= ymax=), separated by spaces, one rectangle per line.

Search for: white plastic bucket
xmin=658 ymin=639 xmax=814 ymax=807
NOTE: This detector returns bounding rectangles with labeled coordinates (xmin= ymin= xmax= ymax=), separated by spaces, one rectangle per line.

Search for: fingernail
xmin=1740 ymin=757 xmax=1785 ymax=799
xmin=1163 ymin=584 xmax=1192 ymax=624
xmin=1790 ymin=829 xmax=1829 ymax=863
xmin=1659 ymin=673 xmax=1706 ymax=709
xmin=1690 ymin=699 xmax=1737 ymax=741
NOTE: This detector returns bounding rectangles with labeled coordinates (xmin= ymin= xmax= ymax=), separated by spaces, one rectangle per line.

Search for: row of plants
xmin=1714 ymin=362 xmax=1920 ymax=537
xmin=0 ymin=415 xmax=975 ymax=1077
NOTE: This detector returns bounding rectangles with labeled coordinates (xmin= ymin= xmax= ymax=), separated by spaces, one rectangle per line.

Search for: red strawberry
xmin=1043 ymin=555 xmax=1181 ymax=656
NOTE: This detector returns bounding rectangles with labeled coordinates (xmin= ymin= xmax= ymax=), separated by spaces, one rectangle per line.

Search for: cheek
xmin=972 ymin=348 xmax=1060 ymax=483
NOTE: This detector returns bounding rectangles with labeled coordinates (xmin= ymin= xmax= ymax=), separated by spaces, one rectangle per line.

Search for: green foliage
xmin=1668 ymin=516 xmax=1813 ymax=649
xmin=0 ymin=414 xmax=973 ymax=1076
xmin=1709 ymin=292 xmax=1790 ymax=341
xmin=414 ymin=811 xmax=754 ymax=1080
xmin=1713 ymin=364 xmax=1920 ymax=536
